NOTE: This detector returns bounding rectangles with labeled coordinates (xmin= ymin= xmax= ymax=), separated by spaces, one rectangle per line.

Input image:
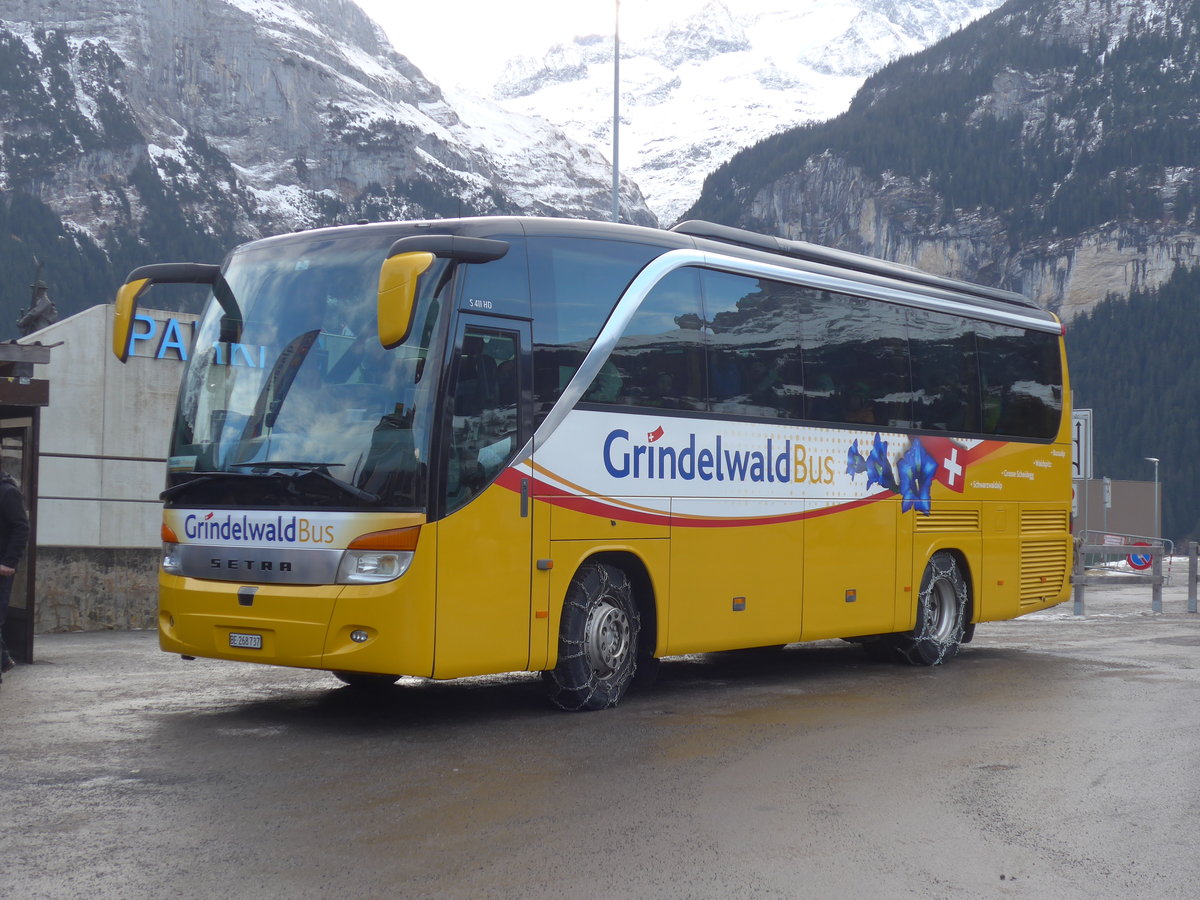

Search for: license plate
xmin=229 ymin=632 xmax=263 ymax=650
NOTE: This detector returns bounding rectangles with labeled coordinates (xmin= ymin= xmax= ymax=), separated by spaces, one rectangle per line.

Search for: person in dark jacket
xmin=0 ymin=470 xmax=30 ymax=683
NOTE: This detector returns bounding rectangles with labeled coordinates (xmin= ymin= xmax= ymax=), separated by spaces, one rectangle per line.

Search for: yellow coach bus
xmin=112 ymin=217 xmax=1072 ymax=710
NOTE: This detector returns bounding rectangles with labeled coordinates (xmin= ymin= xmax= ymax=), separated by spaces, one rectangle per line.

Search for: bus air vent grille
xmin=1019 ymin=539 xmax=1069 ymax=607
xmin=1021 ymin=509 xmax=1069 ymax=534
xmin=914 ymin=508 xmax=980 ymax=533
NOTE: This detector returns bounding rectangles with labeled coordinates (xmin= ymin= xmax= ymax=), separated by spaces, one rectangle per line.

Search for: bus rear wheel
xmin=544 ymin=562 xmax=640 ymax=711
xmin=877 ymin=551 xmax=968 ymax=666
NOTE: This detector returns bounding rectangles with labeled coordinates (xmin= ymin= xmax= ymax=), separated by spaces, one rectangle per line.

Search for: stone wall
xmin=35 ymin=547 xmax=159 ymax=633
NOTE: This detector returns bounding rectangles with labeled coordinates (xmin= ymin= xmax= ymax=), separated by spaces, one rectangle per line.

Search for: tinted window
xmin=457 ymin=235 xmax=530 ymax=319
xmin=444 ymin=327 xmax=521 ymax=513
xmin=562 ymin=254 xmax=1061 ymax=440
xmin=976 ymin=321 xmax=1063 ymax=439
xmin=801 ymin=290 xmax=911 ymax=427
xmin=702 ymin=271 xmax=803 ymax=419
xmin=529 ymin=238 xmax=662 ymax=419
xmin=591 ymin=268 xmax=705 ymax=410
xmin=908 ymin=308 xmax=980 ymax=432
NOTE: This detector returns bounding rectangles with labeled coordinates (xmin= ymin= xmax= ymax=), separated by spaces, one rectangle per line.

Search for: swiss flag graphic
xmin=919 ymin=436 xmax=971 ymax=493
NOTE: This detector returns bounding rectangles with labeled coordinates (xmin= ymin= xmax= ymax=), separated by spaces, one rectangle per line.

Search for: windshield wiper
xmin=229 ymin=460 xmax=343 ymax=471
xmin=160 ymin=470 xmax=266 ymax=501
xmin=228 ymin=461 xmax=380 ymax=503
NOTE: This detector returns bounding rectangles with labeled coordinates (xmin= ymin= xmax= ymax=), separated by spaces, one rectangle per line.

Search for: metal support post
xmin=1151 ymin=551 xmax=1163 ymax=614
xmin=1072 ymin=541 xmax=1085 ymax=616
xmin=1189 ymin=542 xmax=1198 ymax=615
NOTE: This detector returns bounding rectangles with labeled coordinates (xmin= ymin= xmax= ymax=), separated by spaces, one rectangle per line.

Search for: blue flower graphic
xmin=846 ymin=440 xmax=868 ymax=478
xmin=845 ymin=433 xmax=940 ymax=516
xmin=865 ymin=432 xmax=898 ymax=493
xmin=897 ymin=438 xmax=939 ymax=515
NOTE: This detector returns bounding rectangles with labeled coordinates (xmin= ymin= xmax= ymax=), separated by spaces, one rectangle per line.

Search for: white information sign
xmin=1072 ymin=409 xmax=1093 ymax=480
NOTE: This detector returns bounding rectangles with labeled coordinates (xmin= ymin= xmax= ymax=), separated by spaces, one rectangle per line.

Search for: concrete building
xmin=1073 ymin=477 xmax=1160 ymax=544
xmin=23 ymin=305 xmax=197 ymax=631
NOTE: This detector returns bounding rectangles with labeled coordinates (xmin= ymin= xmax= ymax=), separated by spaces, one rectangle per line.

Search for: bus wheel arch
xmin=543 ymin=558 xmax=644 ymax=711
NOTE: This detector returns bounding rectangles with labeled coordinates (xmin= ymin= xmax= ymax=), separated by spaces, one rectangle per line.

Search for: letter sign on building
xmin=130 ymin=314 xmax=196 ymax=361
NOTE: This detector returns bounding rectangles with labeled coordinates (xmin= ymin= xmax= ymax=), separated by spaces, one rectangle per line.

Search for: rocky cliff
xmin=746 ymin=154 xmax=1197 ymax=321
xmin=689 ymin=0 xmax=1200 ymax=320
xmin=0 ymin=0 xmax=653 ymax=332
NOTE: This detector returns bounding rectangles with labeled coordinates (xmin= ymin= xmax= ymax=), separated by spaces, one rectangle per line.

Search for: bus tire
xmin=333 ymin=671 xmax=400 ymax=689
xmin=891 ymin=551 xmax=969 ymax=666
xmin=544 ymin=562 xmax=640 ymax=711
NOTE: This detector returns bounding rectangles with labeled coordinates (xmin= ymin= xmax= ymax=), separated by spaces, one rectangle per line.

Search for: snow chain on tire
xmin=544 ymin=562 xmax=640 ymax=711
xmin=872 ymin=551 xmax=969 ymax=666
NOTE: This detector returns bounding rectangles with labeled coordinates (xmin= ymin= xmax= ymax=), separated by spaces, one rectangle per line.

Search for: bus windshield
xmin=166 ymin=232 xmax=449 ymax=511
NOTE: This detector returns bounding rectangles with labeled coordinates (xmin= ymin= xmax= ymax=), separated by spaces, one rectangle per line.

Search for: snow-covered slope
xmin=0 ymin=0 xmax=653 ymax=247
xmin=0 ymin=0 xmax=658 ymax=332
xmin=482 ymin=0 xmax=1002 ymax=223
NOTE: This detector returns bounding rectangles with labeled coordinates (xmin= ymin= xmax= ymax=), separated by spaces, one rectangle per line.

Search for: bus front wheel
xmin=878 ymin=551 xmax=968 ymax=666
xmin=544 ymin=562 xmax=640 ymax=711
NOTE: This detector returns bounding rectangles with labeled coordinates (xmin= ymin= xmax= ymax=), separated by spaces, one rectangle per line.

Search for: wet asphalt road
xmin=2 ymin=582 xmax=1198 ymax=900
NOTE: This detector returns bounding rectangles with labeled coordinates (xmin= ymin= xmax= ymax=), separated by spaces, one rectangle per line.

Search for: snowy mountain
xmin=687 ymin=0 xmax=1200 ymax=322
xmin=484 ymin=0 xmax=1002 ymax=223
xmin=0 ymin=0 xmax=653 ymax=333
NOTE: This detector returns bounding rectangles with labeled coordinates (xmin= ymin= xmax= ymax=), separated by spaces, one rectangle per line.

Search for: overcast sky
xmin=351 ymin=0 xmax=675 ymax=91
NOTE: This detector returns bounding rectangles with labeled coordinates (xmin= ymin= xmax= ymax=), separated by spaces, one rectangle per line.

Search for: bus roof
xmin=241 ymin=216 xmax=1056 ymax=326
xmin=670 ymin=220 xmax=1039 ymax=311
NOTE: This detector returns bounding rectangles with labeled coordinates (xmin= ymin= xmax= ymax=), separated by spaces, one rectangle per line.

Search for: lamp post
xmin=1144 ymin=456 xmax=1160 ymax=538
xmin=611 ymin=0 xmax=620 ymax=223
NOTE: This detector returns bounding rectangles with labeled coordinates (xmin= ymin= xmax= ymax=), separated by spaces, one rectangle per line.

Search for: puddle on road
xmin=1147 ymin=635 xmax=1200 ymax=647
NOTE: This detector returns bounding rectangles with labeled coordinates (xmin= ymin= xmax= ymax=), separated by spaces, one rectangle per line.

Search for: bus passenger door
xmin=434 ymin=318 xmax=533 ymax=678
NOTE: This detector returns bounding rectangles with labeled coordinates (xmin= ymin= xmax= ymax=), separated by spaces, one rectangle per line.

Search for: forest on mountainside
xmin=687 ymin=0 xmax=1200 ymax=243
xmin=1065 ymin=266 xmax=1200 ymax=545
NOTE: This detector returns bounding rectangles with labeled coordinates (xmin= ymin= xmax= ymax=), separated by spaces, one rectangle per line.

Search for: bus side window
xmin=976 ymin=322 xmax=1062 ymax=439
xmin=594 ymin=268 xmax=705 ymax=411
xmin=702 ymin=271 xmax=803 ymax=419
xmin=908 ymin=309 xmax=980 ymax=432
xmin=529 ymin=238 xmax=662 ymax=420
xmin=801 ymin=290 xmax=910 ymax=428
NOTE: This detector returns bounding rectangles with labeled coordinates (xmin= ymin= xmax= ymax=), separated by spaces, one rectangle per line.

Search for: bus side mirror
xmin=377 ymin=235 xmax=509 ymax=348
xmin=112 ymin=263 xmax=222 ymax=362
xmin=377 ymin=251 xmax=435 ymax=348
xmin=113 ymin=277 xmax=152 ymax=362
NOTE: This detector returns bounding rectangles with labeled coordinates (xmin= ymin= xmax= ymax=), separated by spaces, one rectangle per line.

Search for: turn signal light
xmin=348 ymin=526 xmax=420 ymax=551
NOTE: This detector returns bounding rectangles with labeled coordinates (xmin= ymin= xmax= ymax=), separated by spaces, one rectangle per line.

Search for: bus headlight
xmin=161 ymin=523 xmax=183 ymax=575
xmin=336 ymin=526 xmax=421 ymax=585
xmin=337 ymin=549 xmax=413 ymax=584
xmin=162 ymin=542 xmax=183 ymax=575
